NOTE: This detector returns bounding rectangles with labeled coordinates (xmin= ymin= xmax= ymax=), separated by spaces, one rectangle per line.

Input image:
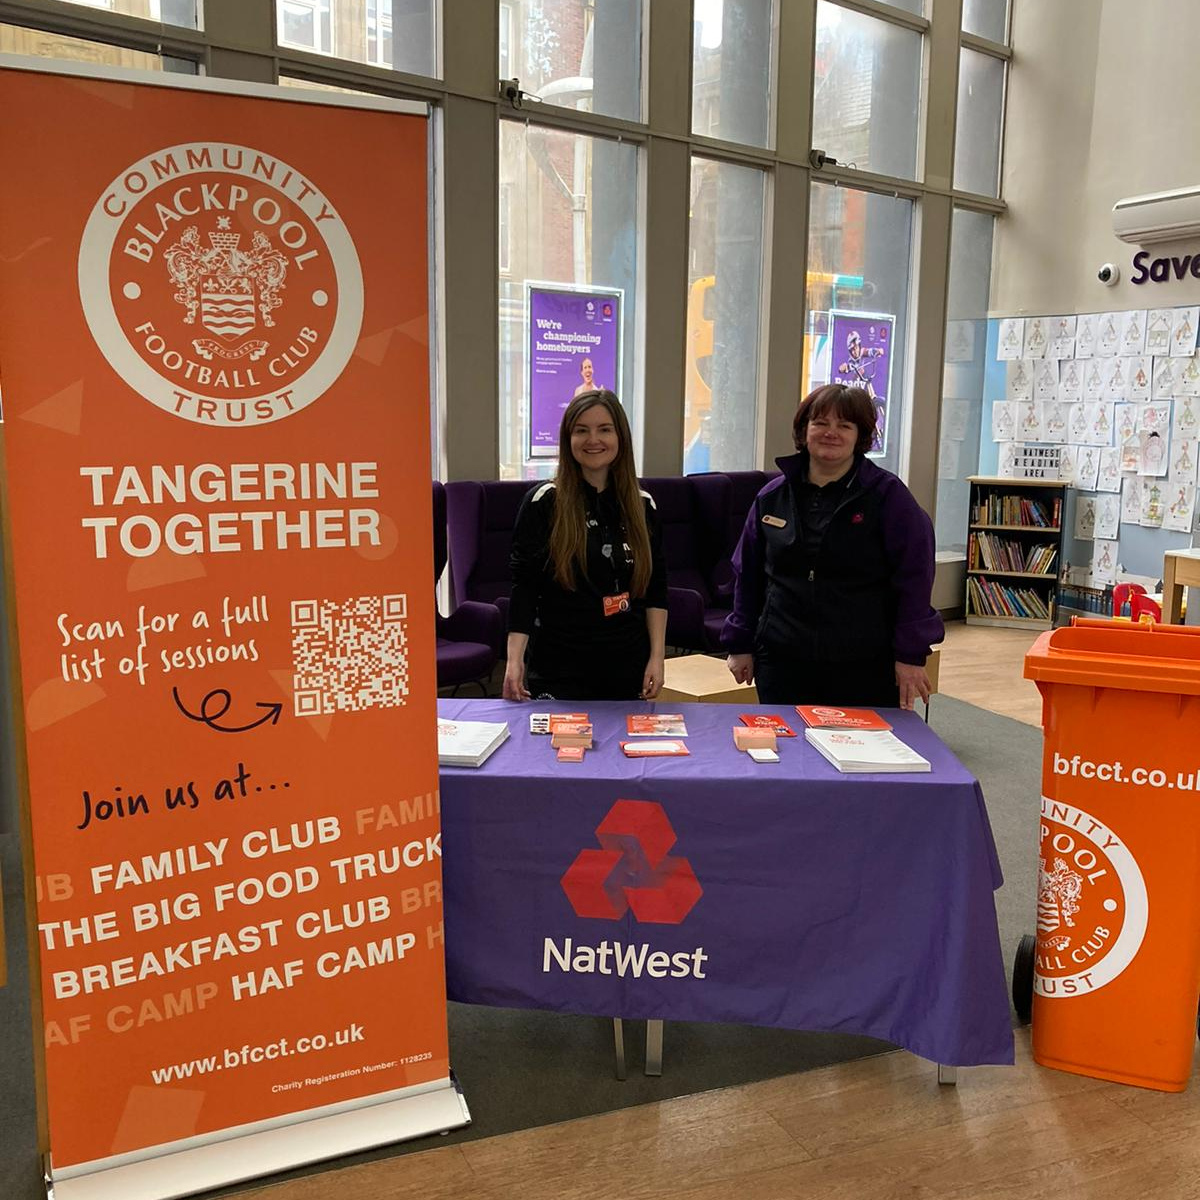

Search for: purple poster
xmin=528 ymin=284 xmax=622 ymax=458
xmin=829 ymin=310 xmax=896 ymax=455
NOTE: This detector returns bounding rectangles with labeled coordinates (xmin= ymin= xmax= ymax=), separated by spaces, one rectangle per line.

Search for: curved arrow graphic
xmin=173 ymin=687 xmax=283 ymax=734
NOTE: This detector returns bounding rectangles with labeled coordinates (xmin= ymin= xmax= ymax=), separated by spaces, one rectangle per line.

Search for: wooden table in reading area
xmin=1162 ymin=548 xmax=1200 ymax=624
xmin=661 ymin=649 xmax=941 ymax=714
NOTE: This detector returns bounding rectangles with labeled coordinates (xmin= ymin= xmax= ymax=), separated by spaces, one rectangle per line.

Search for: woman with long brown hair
xmin=504 ymin=389 xmax=668 ymax=702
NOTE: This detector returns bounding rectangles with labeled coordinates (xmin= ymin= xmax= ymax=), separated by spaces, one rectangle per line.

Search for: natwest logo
xmin=560 ymin=799 xmax=702 ymax=924
xmin=78 ymin=142 xmax=363 ymax=427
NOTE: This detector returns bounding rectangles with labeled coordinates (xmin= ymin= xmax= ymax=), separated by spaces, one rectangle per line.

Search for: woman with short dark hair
xmin=504 ymin=389 xmax=668 ymax=702
xmin=722 ymin=384 xmax=943 ymax=710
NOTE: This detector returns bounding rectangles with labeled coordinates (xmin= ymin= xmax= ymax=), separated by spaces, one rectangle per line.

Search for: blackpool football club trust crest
xmin=78 ymin=141 xmax=363 ymax=427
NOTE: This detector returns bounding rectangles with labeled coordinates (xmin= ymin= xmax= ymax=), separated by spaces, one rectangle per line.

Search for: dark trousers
xmin=754 ymin=649 xmax=899 ymax=709
xmin=526 ymin=668 xmax=645 ymax=702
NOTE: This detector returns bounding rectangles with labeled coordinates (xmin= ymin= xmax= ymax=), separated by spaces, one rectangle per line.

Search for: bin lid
xmin=1024 ymin=617 xmax=1200 ymax=694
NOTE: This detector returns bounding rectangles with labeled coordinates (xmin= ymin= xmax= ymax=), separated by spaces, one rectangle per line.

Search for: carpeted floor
xmin=0 ymin=695 xmax=1043 ymax=1200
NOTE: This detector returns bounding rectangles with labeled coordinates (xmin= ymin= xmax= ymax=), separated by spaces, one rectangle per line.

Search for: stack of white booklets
xmin=437 ymin=719 xmax=509 ymax=767
xmin=804 ymin=727 xmax=930 ymax=773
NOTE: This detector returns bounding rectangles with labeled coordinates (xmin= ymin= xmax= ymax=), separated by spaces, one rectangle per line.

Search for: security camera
xmin=1098 ymin=263 xmax=1120 ymax=286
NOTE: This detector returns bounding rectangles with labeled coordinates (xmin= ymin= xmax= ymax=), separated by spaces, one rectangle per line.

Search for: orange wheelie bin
xmin=1023 ymin=617 xmax=1200 ymax=1091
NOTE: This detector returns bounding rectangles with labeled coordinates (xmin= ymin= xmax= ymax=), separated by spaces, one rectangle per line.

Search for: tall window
xmin=805 ymin=182 xmax=913 ymax=479
xmin=276 ymin=0 xmax=436 ymax=76
xmin=684 ymin=157 xmax=767 ymax=472
xmin=498 ymin=122 xmax=639 ymax=480
xmin=278 ymin=0 xmax=332 ymax=54
xmin=502 ymin=0 xmax=644 ymax=123
xmin=691 ymin=0 xmax=775 ymax=148
xmin=812 ymin=1 xmax=923 ymax=182
xmin=366 ymin=0 xmax=392 ymax=68
xmin=955 ymin=47 xmax=1005 ymax=198
xmin=936 ymin=208 xmax=995 ymax=554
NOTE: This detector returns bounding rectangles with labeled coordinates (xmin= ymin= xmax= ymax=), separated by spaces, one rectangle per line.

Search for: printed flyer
xmin=828 ymin=310 xmax=895 ymax=455
xmin=0 ymin=67 xmax=453 ymax=1176
xmin=527 ymin=284 xmax=621 ymax=458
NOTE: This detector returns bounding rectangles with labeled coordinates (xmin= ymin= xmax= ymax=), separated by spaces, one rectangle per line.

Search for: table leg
xmin=645 ymin=1019 xmax=663 ymax=1076
xmin=613 ymin=1017 xmax=627 ymax=1081
xmin=1164 ymin=556 xmax=1183 ymax=625
xmin=937 ymin=1064 xmax=957 ymax=1086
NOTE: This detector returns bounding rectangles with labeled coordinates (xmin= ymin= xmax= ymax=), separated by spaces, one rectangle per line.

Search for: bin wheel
xmin=1012 ymin=934 xmax=1036 ymax=1024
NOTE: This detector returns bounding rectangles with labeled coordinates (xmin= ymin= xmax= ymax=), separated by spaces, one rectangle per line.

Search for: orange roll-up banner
xmin=0 ymin=65 xmax=464 ymax=1195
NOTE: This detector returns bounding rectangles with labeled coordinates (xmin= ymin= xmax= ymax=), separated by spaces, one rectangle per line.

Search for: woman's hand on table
xmin=502 ymin=660 xmax=531 ymax=701
xmin=641 ymin=653 xmax=665 ymax=699
xmin=727 ymin=653 xmax=755 ymax=686
xmin=895 ymin=661 xmax=931 ymax=711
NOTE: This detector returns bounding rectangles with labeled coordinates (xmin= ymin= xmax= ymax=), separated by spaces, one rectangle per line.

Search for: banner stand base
xmin=45 ymin=1077 xmax=471 ymax=1200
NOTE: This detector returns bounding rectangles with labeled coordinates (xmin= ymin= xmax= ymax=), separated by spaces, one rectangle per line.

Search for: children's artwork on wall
xmin=1049 ymin=315 xmax=1077 ymax=360
xmin=1140 ymin=400 xmax=1172 ymax=434
xmin=1119 ymin=310 xmax=1147 ymax=356
xmin=1017 ymin=401 xmax=1044 ymax=440
xmin=991 ymin=400 xmax=1016 ymax=442
xmin=1074 ymin=494 xmax=1097 ymax=540
xmin=1141 ymin=478 xmax=1166 ymax=526
xmin=1094 ymin=493 xmax=1120 ymax=539
xmin=1084 ymin=359 xmax=1107 ymax=399
xmin=1075 ymin=446 xmax=1101 ymax=492
xmin=1115 ymin=403 xmax=1138 ymax=447
xmin=942 ymin=397 xmax=969 ymax=439
xmin=1042 ymin=400 xmax=1069 ymax=444
xmin=1076 ymin=313 xmax=1098 ymax=359
xmin=1057 ymin=443 xmax=1077 ymax=485
xmin=1119 ymin=434 xmax=1141 ymax=473
xmin=1147 ymin=309 xmax=1173 ymax=355
xmin=998 ymin=317 xmax=1025 ymax=361
xmin=1153 ymin=356 xmax=1179 ymax=399
xmin=1034 ymin=359 xmax=1059 ymax=400
xmin=1098 ymin=312 xmax=1122 ymax=357
xmin=1103 ymin=357 xmax=1126 ymax=400
xmin=1170 ymin=438 xmax=1198 ymax=484
xmin=1007 ymin=359 xmax=1033 ymax=401
xmin=997 ymin=441 xmax=1019 ymax=478
xmin=1164 ymin=484 xmax=1197 ymax=532
xmin=1092 ymin=538 xmax=1119 ymax=584
xmin=945 ymin=320 xmax=976 ymax=363
xmin=1173 ymin=395 xmax=1199 ymax=440
xmin=1126 ymin=355 xmax=1152 ymax=400
xmin=1177 ymin=354 xmax=1200 ymax=397
xmin=1087 ymin=400 xmax=1114 ymax=446
xmin=1139 ymin=428 xmax=1169 ymax=476
xmin=1171 ymin=306 xmax=1199 ymax=356
xmin=1024 ymin=316 xmax=1049 ymax=359
xmin=1121 ymin=476 xmax=1142 ymax=525
xmin=1058 ymin=358 xmax=1082 ymax=399
xmin=1071 ymin=402 xmax=1093 ymax=443
xmin=1097 ymin=447 xmax=1123 ymax=492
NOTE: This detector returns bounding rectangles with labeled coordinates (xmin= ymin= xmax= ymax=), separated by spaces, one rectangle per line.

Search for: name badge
xmin=762 ymin=514 xmax=787 ymax=528
xmin=603 ymin=592 xmax=631 ymax=618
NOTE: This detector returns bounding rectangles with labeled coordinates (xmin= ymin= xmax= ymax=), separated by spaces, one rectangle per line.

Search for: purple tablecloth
xmin=438 ymin=698 xmax=1014 ymax=1067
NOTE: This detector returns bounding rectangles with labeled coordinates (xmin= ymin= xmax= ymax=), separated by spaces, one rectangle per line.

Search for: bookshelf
xmin=965 ymin=477 xmax=1068 ymax=630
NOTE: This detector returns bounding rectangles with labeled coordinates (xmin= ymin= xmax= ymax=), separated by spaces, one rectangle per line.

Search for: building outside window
xmin=691 ymin=0 xmax=775 ymax=148
xmin=804 ymin=182 xmax=913 ymax=481
xmin=684 ymin=156 xmax=767 ymax=473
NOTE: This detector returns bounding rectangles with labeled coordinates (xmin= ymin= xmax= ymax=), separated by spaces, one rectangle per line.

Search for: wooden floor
xmin=247 ymin=623 xmax=1200 ymax=1200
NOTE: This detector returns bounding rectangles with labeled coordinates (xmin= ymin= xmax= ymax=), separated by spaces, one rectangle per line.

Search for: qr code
xmin=291 ymin=595 xmax=409 ymax=716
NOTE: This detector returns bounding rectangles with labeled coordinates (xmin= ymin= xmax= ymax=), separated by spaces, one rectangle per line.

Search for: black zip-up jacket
xmin=720 ymin=451 xmax=943 ymax=665
xmin=508 ymin=481 xmax=668 ymax=679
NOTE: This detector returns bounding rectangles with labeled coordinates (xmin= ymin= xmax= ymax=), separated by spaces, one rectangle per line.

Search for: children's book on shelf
xmin=795 ymin=706 xmax=892 ymax=731
xmin=738 ymin=713 xmax=797 ymax=737
xmin=804 ymin=728 xmax=930 ymax=774
xmin=437 ymin=719 xmax=510 ymax=767
xmin=626 ymin=713 xmax=688 ymax=736
xmin=619 ymin=739 xmax=690 ymax=758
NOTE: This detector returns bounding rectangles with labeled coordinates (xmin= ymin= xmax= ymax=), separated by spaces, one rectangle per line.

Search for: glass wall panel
xmin=275 ymin=0 xmax=436 ymax=78
xmin=954 ymin=47 xmax=1004 ymax=197
xmin=804 ymin=182 xmax=913 ymax=479
xmin=962 ymin=0 xmax=1008 ymax=43
xmin=498 ymin=121 xmax=639 ymax=480
xmin=0 ymin=22 xmax=198 ymax=70
xmin=936 ymin=208 xmax=995 ymax=554
xmin=684 ymin=156 xmax=766 ymax=473
xmin=53 ymin=0 xmax=200 ymax=28
xmin=502 ymin=0 xmax=643 ymax=123
xmin=691 ymin=0 xmax=774 ymax=148
xmin=812 ymin=1 xmax=922 ymax=181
